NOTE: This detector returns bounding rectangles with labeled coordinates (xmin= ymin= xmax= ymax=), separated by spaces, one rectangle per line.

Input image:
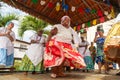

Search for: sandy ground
xmin=0 ymin=70 xmax=120 ymax=80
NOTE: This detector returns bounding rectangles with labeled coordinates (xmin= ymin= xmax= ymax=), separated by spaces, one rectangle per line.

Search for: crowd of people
xmin=0 ymin=15 xmax=120 ymax=78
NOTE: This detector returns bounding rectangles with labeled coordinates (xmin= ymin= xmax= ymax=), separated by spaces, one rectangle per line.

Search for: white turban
xmin=115 ymin=13 xmax=120 ymax=23
xmin=5 ymin=21 xmax=14 ymax=27
xmin=61 ymin=15 xmax=71 ymax=26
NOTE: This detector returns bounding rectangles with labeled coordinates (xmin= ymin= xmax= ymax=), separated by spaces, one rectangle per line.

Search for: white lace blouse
xmin=52 ymin=24 xmax=73 ymax=44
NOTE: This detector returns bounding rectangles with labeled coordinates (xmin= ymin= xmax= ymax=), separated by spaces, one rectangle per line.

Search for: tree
xmin=0 ymin=14 xmax=18 ymax=27
xmin=18 ymin=15 xmax=48 ymax=37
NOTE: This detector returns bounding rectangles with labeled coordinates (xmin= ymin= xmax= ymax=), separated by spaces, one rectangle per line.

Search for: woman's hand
xmin=95 ymin=32 xmax=98 ymax=36
xmin=47 ymin=27 xmax=58 ymax=42
xmin=6 ymin=30 xmax=11 ymax=35
xmin=31 ymin=40 xmax=39 ymax=43
xmin=94 ymin=32 xmax=98 ymax=42
xmin=6 ymin=33 xmax=14 ymax=42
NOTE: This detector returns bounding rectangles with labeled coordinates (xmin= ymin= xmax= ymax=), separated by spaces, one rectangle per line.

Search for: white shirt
xmin=52 ymin=24 xmax=73 ymax=44
xmin=78 ymin=41 xmax=91 ymax=57
xmin=0 ymin=27 xmax=16 ymax=55
xmin=30 ymin=33 xmax=45 ymax=45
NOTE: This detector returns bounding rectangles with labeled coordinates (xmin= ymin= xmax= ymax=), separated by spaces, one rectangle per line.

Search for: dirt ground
xmin=0 ymin=70 xmax=120 ymax=80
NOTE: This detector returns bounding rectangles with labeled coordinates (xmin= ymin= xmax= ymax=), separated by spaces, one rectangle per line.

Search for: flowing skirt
xmin=44 ymin=39 xmax=86 ymax=68
xmin=104 ymin=45 xmax=120 ymax=63
xmin=19 ymin=55 xmax=44 ymax=72
xmin=26 ymin=44 xmax=44 ymax=66
xmin=84 ymin=56 xmax=94 ymax=70
xmin=104 ymin=22 xmax=120 ymax=63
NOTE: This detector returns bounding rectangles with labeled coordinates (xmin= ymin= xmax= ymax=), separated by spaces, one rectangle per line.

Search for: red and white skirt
xmin=44 ymin=39 xmax=86 ymax=68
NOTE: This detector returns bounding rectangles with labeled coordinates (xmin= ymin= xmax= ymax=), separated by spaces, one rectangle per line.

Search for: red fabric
xmin=48 ymin=2 xmax=53 ymax=8
xmin=78 ymin=8 xmax=84 ymax=14
xmin=97 ymin=10 xmax=103 ymax=17
xmin=44 ymin=39 xmax=86 ymax=68
xmin=100 ymin=17 xmax=105 ymax=23
xmin=77 ymin=25 xmax=81 ymax=31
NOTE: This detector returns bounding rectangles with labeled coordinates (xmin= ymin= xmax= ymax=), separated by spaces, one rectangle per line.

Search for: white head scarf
xmin=115 ymin=13 xmax=120 ymax=23
xmin=61 ymin=15 xmax=71 ymax=26
xmin=5 ymin=21 xmax=14 ymax=27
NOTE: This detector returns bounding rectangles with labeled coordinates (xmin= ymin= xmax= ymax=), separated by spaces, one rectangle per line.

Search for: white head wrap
xmin=5 ymin=21 xmax=14 ymax=27
xmin=115 ymin=13 xmax=120 ymax=23
xmin=61 ymin=15 xmax=71 ymax=26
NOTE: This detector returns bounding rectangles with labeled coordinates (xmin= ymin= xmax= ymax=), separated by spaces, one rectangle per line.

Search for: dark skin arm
xmin=47 ymin=27 xmax=58 ymax=42
xmin=94 ymin=32 xmax=98 ymax=43
xmin=0 ymin=33 xmax=7 ymax=36
xmin=79 ymin=45 xmax=87 ymax=47
xmin=83 ymin=45 xmax=87 ymax=55
xmin=6 ymin=35 xmax=14 ymax=42
xmin=31 ymin=40 xmax=38 ymax=43
xmin=6 ymin=31 xmax=14 ymax=42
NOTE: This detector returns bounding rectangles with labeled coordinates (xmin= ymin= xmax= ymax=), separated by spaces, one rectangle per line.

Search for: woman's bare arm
xmin=6 ymin=34 xmax=14 ymax=42
xmin=94 ymin=32 xmax=98 ymax=42
xmin=47 ymin=27 xmax=58 ymax=42
xmin=0 ymin=33 xmax=7 ymax=36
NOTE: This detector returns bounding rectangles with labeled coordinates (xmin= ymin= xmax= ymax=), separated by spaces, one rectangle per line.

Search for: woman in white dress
xmin=19 ymin=30 xmax=46 ymax=75
xmin=44 ymin=16 xmax=86 ymax=78
xmin=0 ymin=22 xmax=15 ymax=68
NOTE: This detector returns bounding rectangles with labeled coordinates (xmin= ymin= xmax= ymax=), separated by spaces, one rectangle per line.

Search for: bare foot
xmin=51 ymin=74 xmax=57 ymax=78
xmin=24 ymin=72 xmax=28 ymax=75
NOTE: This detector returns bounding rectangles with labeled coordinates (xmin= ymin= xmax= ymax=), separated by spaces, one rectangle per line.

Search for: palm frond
xmin=0 ymin=14 xmax=18 ymax=27
xmin=19 ymin=15 xmax=48 ymax=37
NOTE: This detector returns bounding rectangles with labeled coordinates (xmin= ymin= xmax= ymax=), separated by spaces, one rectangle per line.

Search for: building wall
xmin=14 ymin=40 xmax=30 ymax=59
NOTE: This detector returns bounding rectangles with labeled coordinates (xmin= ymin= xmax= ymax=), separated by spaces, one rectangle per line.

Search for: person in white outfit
xmin=19 ymin=30 xmax=46 ymax=75
xmin=0 ymin=22 xmax=15 ymax=68
xmin=44 ymin=15 xmax=86 ymax=78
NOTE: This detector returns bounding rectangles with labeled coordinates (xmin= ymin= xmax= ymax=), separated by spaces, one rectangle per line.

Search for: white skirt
xmin=26 ymin=44 xmax=44 ymax=66
xmin=0 ymin=37 xmax=14 ymax=55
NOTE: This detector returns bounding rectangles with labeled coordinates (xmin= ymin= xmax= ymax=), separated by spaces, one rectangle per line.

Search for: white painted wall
xmin=14 ymin=40 xmax=30 ymax=58
xmin=87 ymin=19 xmax=116 ymax=43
